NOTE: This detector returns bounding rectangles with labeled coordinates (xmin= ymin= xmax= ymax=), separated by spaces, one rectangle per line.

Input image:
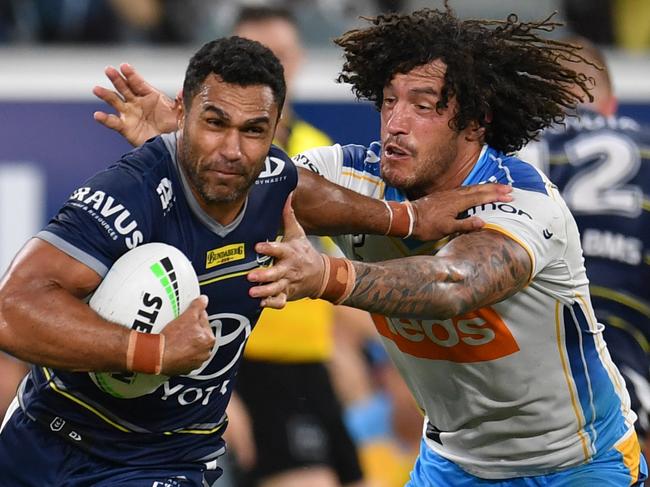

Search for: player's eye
xmin=206 ymin=118 xmax=225 ymax=127
xmin=243 ymin=126 xmax=265 ymax=135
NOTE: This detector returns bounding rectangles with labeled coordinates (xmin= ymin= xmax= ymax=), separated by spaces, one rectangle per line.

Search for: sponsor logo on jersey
xmin=69 ymin=186 xmax=143 ymax=249
xmin=293 ymin=153 xmax=321 ymax=175
xmin=256 ymin=156 xmax=288 ymax=184
xmin=543 ymin=229 xmax=554 ymax=239
xmin=156 ymin=177 xmax=175 ymax=214
xmin=373 ymin=307 xmax=519 ymax=362
xmin=466 ymin=202 xmax=533 ymax=221
xmin=150 ymin=257 xmax=181 ymax=317
xmin=206 ymin=243 xmax=245 ymax=269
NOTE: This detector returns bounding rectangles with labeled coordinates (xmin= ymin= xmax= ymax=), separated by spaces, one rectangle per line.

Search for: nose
xmin=220 ymin=128 xmax=243 ymax=162
xmin=384 ymin=102 xmax=409 ymax=136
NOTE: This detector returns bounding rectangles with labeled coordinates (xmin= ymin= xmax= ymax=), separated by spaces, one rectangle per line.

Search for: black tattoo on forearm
xmin=344 ymin=230 xmax=531 ymax=319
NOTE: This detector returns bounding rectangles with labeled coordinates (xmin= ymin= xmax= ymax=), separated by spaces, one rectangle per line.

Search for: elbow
xmin=0 ymin=290 xmax=20 ymax=354
xmin=0 ymin=284 xmax=36 ymax=355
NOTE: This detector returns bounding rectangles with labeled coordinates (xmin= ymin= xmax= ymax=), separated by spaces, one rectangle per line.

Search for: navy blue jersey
xmin=19 ymin=133 xmax=297 ymax=468
xmin=521 ymin=110 xmax=650 ymax=339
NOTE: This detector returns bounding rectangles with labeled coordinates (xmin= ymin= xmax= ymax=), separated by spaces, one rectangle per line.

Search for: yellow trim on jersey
xmin=199 ymin=270 xmax=251 ymax=287
xmin=575 ymin=295 xmax=628 ymax=411
xmin=44 ymin=367 xmax=225 ymax=436
xmin=341 ymin=168 xmax=385 ymax=188
xmin=163 ymin=424 xmax=225 ymax=435
xmin=589 ymin=286 xmax=650 ymax=318
xmin=554 ymin=303 xmax=591 ymax=461
xmin=614 ymin=428 xmax=642 ymax=484
xmin=642 ymin=199 xmax=650 ymax=212
xmin=482 ymin=223 xmax=535 ymax=284
xmin=42 ymin=367 xmax=131 ymax=433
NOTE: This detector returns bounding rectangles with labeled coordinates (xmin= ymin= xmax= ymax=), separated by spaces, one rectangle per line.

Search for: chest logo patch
xmin=373 ymin=307 xmax=519 ymax=363
xmin=206 ymin=243 xmax=245 ymax=269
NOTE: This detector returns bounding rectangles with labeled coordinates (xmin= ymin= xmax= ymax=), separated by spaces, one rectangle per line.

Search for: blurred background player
xmin=221 ymin=6 xmax=367 ymax=487
xmin=520 ymin=36 xmax=650 ymax=454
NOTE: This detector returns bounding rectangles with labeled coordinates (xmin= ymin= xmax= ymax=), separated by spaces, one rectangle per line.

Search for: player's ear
xmin=465 ymin=119 xmax=486 ymax=143
xmin=177 ymin=100 xmax=185 ymax=131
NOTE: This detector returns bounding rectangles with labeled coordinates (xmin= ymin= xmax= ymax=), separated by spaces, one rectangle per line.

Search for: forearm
xmin=294 ymin=168 xmax=391 ymax=235
xmin=0 ymin=283 xmax=130 ymax=372
xmin=341 ymin=231 xmax=530 ymax=319
xmin=343 ymin=257 xmax=472 ymax=319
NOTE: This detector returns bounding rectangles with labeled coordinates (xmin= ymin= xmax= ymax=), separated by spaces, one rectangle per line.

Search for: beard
xmin=381 ymin=134 xmax=458 ymax=197
xmin=178 ymin=133 xmax=261 ymax=205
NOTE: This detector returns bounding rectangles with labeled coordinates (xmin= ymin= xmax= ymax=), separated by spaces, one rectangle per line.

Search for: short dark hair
xmin=235 ymin=5 xmax=297 ymax=28
xmin=335 ymin=8 xmax=593 ymax=153
xmin=183 ymin=36 xmax=286 ymax=112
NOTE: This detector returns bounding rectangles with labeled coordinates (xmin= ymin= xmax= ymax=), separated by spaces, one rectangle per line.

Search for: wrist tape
xmin=126 ymin=331 xmax=165 ymax=375
xmin=315 ymin=255 xmax=356 ymax=305
xmin=383 ymin=200 xmax=416 ymax=238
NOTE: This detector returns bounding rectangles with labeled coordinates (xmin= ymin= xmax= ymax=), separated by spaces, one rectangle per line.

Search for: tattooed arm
xmin=248 ymin=199 xmax=532 ymax=318
xmin=344 ymin=230 xmax=531 ymax=319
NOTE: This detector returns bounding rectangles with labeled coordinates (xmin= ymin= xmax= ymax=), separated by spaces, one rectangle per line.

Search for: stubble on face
xmin=179 ymin=121 xmax=261 ymax=205
xmin=177 ymin=78 xmax=277 ymax=208
xmin=381 ymin=133 xmax=458 ymax=195
xmin=379 ymin=61 xmax=464 ymax=198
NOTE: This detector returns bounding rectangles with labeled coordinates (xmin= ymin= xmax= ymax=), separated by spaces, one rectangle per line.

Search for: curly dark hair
xmin=335 ymin=7 xmax=594 ymax=153
xmin=183 ymin=36 xmax=286 ymax=112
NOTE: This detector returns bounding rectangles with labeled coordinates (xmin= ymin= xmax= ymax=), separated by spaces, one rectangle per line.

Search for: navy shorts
xmin=0 ymin=401 xmax=217 ymax=487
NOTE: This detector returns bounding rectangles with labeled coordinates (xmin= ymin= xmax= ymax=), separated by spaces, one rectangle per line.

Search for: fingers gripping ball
xmin=89 ymin=243 xmax=200 ymax=398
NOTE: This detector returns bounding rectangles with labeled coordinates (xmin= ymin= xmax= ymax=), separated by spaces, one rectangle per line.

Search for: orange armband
xmin=383 ymin=200 xmax=416 ymax=238
xmin=126 ymin=331 xmax=165 ymax=375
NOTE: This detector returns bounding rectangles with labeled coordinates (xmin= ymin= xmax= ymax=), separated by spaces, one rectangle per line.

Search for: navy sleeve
xmin=269 ymin=144 xmax=298 ymax=192
xmin=37 ymin=164 xmax=157 ymax=277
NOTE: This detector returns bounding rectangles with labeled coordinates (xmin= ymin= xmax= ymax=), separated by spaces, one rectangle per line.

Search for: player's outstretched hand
xmin=92 ymin=63 xmax=179 ymax=147
xmin=248 ymin=194 xmax=325 ymax=309
xmin=410 ymin=183 xmax=513 ymax=241
xmin=160 ymin=295 xmax=215 ymax=376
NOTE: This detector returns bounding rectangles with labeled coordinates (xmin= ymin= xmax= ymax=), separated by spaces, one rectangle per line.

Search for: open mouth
xmin=384 ymin=144 xmax=410 ymax=157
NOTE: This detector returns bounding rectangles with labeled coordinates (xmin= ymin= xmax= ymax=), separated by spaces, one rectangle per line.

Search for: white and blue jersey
xmin=521 ymin=111 xmax=650 ymax=437
xmin=295 ymin=143 xmax=641 ymax=481
xmin=15 ymin=133 xmax=297 ymax=468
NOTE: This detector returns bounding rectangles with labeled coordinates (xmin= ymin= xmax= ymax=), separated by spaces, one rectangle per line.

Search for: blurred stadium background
xmin=0 ymin=1 xmax=649 ymax=485
xmin=1 ymin=0 xmax=650 ymax=272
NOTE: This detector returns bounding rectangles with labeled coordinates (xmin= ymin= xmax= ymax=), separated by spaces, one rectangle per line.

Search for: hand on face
xmin=410 ymin=183 xmax=513 ymax=241
xmin=247 ymin=194 xmax=325 ymax=309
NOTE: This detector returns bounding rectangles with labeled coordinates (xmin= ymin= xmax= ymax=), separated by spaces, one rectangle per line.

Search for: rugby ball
xmin=89 ymin=243 xmax=200 ymax=399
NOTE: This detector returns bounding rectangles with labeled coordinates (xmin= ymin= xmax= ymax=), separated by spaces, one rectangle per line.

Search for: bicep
xmin=2 ymin=238 xmax=102 ymax=299
xmin=436 ymin=229 xmax=532 ymax=312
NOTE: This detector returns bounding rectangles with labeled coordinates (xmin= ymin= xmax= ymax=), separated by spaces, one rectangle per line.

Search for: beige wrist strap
xmin=314 ymin=255 xmax=356 ymax=305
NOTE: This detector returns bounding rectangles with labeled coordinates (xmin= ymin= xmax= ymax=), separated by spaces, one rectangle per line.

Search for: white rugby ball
xmin=89 ymin=243 xmax=200 ymax=399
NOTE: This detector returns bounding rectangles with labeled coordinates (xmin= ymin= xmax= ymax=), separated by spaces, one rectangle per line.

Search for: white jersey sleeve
xmin=293 ymin=141 xmax=386 ymax=200
xmin=467 ymin=187 xmax=564 ymax=277
xmin=293 ymin=144 xmax=345 ymax=185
